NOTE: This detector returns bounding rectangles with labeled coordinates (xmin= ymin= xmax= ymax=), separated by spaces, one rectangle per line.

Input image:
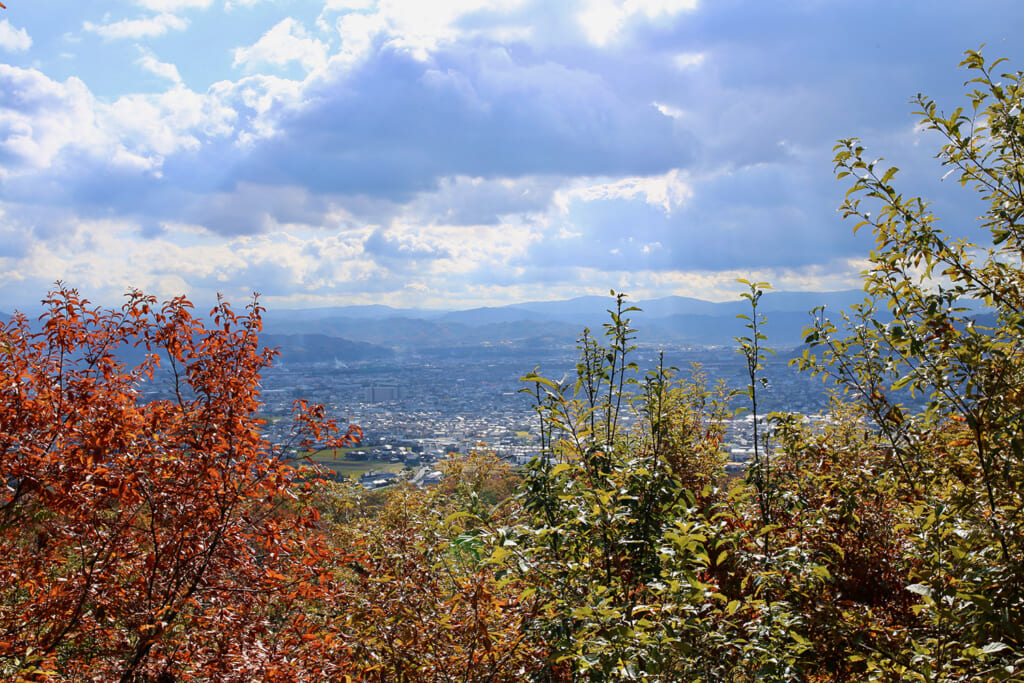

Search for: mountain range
xmin=259 ymin=290 xmax=871 ymax=357
xmin=0 ymin=290 xmax=877 ymax=362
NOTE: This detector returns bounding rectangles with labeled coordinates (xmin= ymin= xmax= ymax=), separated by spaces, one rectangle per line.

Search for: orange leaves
xmin=0 ymin=285 xmax=364 ymax=681
xmin=291 ymin=399 xmax=362 ymax=453
xmin=265 ymin=568 xmax=290 ymax=582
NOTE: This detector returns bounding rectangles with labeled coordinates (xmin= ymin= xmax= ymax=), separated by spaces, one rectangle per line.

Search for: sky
xmin=1 ymin=1 xmax=1022 ymax=313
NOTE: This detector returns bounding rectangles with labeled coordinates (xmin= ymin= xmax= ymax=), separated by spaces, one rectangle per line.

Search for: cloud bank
xmin=0 ymin=0 xmax=1022 ymax=311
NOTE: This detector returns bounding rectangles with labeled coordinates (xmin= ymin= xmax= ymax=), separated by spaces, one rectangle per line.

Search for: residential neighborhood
xmin=216 ymin=343 xmax=840 ymax=488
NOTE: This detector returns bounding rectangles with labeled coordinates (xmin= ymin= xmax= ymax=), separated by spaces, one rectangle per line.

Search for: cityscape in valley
xmin=6 ymin=287 xmax=858 ymax=479
xmin=259 ymin=345 xmax=833 ymax=480
xmin=235 ymin=290 xmax=855 ymax=483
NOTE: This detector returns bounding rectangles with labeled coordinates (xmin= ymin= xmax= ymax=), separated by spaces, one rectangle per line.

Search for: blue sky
xmin=1 ymin=1 xmax=1022 ymax=312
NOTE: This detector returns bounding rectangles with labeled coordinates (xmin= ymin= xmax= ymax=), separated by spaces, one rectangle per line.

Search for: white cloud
xmin=233 ymin=18 xmax=328 ymax=73
xmin=0 ymin=66 xmax=109 ymax=170
xmin=137 ymin=50 xmax=183 ymax=84
xmin=575 ymin=0 xmax=621 ymax=47
xmin=83 ymin=13 xmax=189 ymax=40
xmin=137 ymin=0 xmax=214 ymax=10
xmin=324 ymin=0 xmax=376 ymax=10
xmin=225 ymin=0 xmax=275 ymax=9
xmin=0 ymin=63 xmax=243 ymax=180
xmin=381 ymin=0 xmax=530 ymax=55
xmin=330 ymin=11 xmax=387 ymax=65
xmin=0 ymin=19 xmax=32 ymax=52
xmin=317 ymin=0 xmax=530 ymax=59
xmin=577 ymin=0 xmax=698 ymax=46
xmin=316 ymin=0 xmax=376 ymax=33
xmin=653 ymin=101 xmax=684 ymax=118
xmin=211 ymin=73 xmax=304 ymax=143
xmin=106 ymin=95 xmax=197 ymax=161
xmin=367 ymin=220 xmax=536 ymax=277
xmin=673 ymin=51 xmax=705 ymax=70
xmin=8 ymin=215 xmax=233 ymax=303
xmin=630 ymin=0 xmax=699 ymax=13
xmin=556 ymin=170 xmax=693 ymax=215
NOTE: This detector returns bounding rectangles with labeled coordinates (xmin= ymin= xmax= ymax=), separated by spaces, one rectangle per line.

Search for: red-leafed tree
xmin=0 ymin=285 xmax=360 ymax=681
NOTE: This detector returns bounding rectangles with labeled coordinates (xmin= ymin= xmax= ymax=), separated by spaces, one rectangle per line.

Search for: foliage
xmin=499 ymin=47 xmax=1024 ymax=680
xmin=734 ymin=279 xmax=776 ymax=527
xmin=313 ymin=453 xmax=546 ymax=682
xmin=0 ymin=286 xmax=360 ymax=681
xmin=508 ymin=292 xmax=735 ymax=680
xmin=796 ymin=46 xmax=1024 ymax=678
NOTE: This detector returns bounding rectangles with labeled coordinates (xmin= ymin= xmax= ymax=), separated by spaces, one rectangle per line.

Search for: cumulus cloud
xmin=137 ymin=0 xmax=213 ymax=9
xmin=239 ymin=44 xmax=694 ymax=198
xmin=137 ymin=50 xmax=183 ymax=85
xmin=364 ymin=227 xmax=451 ymax=263
xmin=526 ymin=160 xmax=868 ymax=275
xmin=364 ymin=0 xmax=530 ymax=55
xmin=576 ymin=0 xmax=698 ymax=46
xmin=2 ymin=0 xmax=1021 ymax=312
xmin=404 ymin=175 xmax=560 ymax=226
xmin=233 ymin=18 xmax=328 ymax=73
xmin=83 ymin=13 xmax=189 ymax=40
xmin=323 ymin=0 xmax=375 ymax=9
xmin=0 ymin=61 xmax=247 ymax=204
xmin=225 ymin=0 xmax=274 ymax=8
xmin=7 ymin=2 xmax=693 ymax=233
xmin=554 ymin=170 xmax=693 ymax=216
xmin=0 ymin=66 xmax=108 ymax=171
xmin=205 ymin=73 xmax=305 ymax=145
xmin=0 ymin=20 xmax=31 ymax=52
xmin=327 ymin=11 xmax=387 ymax=66
xmin=186 ymin=183 xmax=333 ymax=235
xmin=316 ymin=0 xmax=533 ymax=60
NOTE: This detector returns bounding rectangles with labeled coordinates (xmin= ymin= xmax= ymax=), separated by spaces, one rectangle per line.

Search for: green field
xmin=294 ymin=448 xmax=406 ymax=480
xmin=305 ymin=446 xmax=364 ymax=461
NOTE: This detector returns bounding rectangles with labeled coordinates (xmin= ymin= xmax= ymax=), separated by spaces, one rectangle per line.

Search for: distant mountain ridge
xmin=259 ymin=333 xmax=394 ymax=364
xmin=0 ymin=292 xmax=878 ymax=357
xmin=263 ymin=290 xmax=869 ymax=351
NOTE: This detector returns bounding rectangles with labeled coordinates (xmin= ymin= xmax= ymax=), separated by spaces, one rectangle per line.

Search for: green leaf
xmin=980 ymin=642 xmax=1008 ymax=655
xmin=811 ymin=565 xmax=833 ymax=582
xmin=443 ymin=511 xmax=474 ymax=525
xmin=906 ymin=583 xmax=933 ymax=599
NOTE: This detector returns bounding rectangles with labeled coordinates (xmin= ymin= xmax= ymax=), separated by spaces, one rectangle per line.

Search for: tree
xmin=0 ymin=285 xmax=360 ymax=681
xmin=497 ymin=47 xmax=1024 ymax=680
xmin=312 ymin=453 xmax=547 ymax=682
xmin=506 ymin=293 xmax=735 ymax=680
xmin=797 ymin=47 xmax=1024 ymax=678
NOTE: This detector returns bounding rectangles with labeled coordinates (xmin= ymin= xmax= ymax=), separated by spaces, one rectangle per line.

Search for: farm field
xmin=296 ymin=448 xmax=408 ymax=480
